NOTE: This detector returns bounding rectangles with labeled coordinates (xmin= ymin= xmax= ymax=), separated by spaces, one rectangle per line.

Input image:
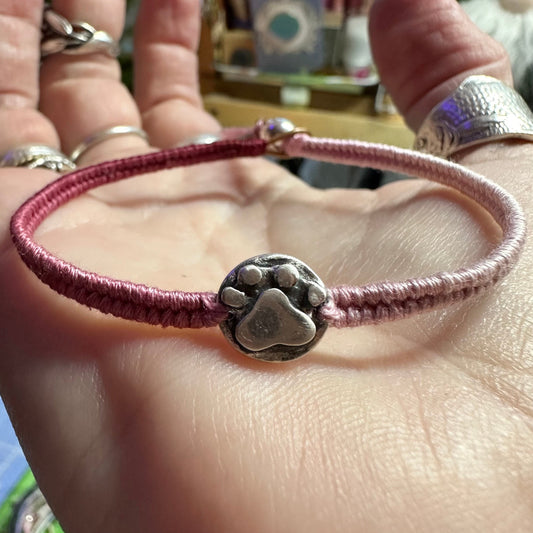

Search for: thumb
xmin=369 ymin=0 xmax=513 ymax=131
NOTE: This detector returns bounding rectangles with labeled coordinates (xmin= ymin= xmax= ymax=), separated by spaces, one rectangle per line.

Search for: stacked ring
xmin=0 ymin=7 xmax=125 ymax=174
xmin=70 ymin=126 xmax=149 ymax=163
xmin=0 ymin=145 xmax=75 ymax=172
xmin=41 ymin=5 xmax=120 ymax=58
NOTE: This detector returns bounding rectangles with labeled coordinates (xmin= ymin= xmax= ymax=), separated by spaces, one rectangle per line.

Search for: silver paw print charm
xmin=218 ymin=254 xmax=328 ymax=362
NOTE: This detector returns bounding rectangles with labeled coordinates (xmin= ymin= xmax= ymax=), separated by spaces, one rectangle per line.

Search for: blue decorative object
xmin=250 ymin=0 xmax=324 ymax=73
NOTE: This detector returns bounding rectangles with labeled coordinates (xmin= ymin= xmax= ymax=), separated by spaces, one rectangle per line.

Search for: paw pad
xmin=218 ymin=254 xmax=328 ymax=362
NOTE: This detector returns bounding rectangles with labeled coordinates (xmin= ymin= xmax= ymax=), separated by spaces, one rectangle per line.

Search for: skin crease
xmin=0 ymin=0 xmax=532 ymax=531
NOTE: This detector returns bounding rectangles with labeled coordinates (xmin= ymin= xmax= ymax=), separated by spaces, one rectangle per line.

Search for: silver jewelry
xmin=41 ymin=5 xmax=120 ymax=58
xmin=70 ymin=126 xmax=149 ymax=163
xmin=218 ymin=254 xmax=328 ymax=362
xmin=414 ymin=75 xmax=533 ymax=158
xmin=176 ymin=133 xmax=222 ymax=147
xmin=0 ymin=145 xmax=76 ymax=172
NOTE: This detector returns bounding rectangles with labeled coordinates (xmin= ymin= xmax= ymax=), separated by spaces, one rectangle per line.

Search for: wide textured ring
xmin=0 ymin=145 xmax=76 ymax=172
xmin=70 ymin=126 xmax=149 ymax=163
xmin=41 ymin=6 xmax=120 ymax=58
xmin=10 ymin=118 xmax=526 ymax=362
xmin=414 ymin=75 xmax=533 ymax=158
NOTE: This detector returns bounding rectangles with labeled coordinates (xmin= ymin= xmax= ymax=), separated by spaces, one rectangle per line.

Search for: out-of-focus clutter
xmin=205 ymin=0 xmax=378 ymax=86
xmin=122 ymin=0 xmax=533 ymax=150
xmin=198 ymin=0 xmax=533 ymax=187
xmin=200 ymin=0 xmax=416 ymax=146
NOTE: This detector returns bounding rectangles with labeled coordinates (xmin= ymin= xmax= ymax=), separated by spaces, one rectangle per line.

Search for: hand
xmin=1 ymin=0 xmax=532 ymax=531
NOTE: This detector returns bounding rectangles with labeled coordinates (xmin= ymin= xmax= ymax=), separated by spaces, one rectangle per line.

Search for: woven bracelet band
xmin=10 ymin=118 xmax=526 ymax=362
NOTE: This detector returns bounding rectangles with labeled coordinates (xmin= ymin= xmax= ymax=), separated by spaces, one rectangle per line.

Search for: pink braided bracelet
xmin=10 ymin=119 xmax=526 ymax=362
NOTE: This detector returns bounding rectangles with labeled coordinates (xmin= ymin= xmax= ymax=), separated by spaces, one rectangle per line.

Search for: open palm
xmin=1 ymin=0 xmax=532 ymax=532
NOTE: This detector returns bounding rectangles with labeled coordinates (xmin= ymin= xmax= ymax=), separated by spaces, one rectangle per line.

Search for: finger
xmin=133 ymin=0 xmax=220 ymax=148
xmin=38 ymin=0 xmax=148 ymax=165
xmin=369 ymin=0 xmax=513 ymax=131
xmin=0 ymin=0 xmax=58 ymax=154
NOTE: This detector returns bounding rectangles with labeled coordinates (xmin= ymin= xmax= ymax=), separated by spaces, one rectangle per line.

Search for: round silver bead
xmin=257 ymin=118 xmax=297 ymax=142
xmin=218 ymin=254 xmax=328 ymax=362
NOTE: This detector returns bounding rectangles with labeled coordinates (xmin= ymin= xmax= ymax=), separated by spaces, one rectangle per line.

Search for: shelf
xmin=203 ymin=93 xmax=414 ymax=148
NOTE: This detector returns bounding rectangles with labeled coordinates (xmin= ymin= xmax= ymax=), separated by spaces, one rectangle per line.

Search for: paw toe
xmin=276 ymin=263 xmax=299 ymax=288
xmin=238 ymin=264 xmax=263 ymax=285
xmin=221 ymin=286 xmax=247 ymax=308
xmin=308 ymin=283 xmax=327 ymax=306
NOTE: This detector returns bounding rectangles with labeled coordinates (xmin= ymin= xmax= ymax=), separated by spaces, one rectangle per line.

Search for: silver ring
xmin=176 ymin=133 xmax=222 ymax=147
xmin=41 ymin=6 xmax=120 ymax=58
xmin=70 ymin=126 xmax=149 ymax=163
xmin=0 ymin=145 xmax=76 ymax=172
xmin=414 ymin=75 xmax=533 ymax=158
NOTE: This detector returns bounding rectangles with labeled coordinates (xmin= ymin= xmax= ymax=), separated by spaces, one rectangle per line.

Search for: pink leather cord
xmin=10 ymin=132 xmax=526 ymax=331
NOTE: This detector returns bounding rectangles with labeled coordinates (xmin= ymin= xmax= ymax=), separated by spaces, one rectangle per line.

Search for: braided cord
xmin=284 ymin=135 xmax=526 ymax=327
xmin=10 ymin=140 xmax=266 ymax=328
xmin=9 ymin=134 xmax=526 ymax=330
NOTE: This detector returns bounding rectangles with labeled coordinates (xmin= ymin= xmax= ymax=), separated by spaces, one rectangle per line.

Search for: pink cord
xmin=283 ymin=135 xmax=526 ymax=327
xmin=10 ymin=130 xmax=526 ymax=332
xmin=10 ymin=140 xmax=265 ymax=328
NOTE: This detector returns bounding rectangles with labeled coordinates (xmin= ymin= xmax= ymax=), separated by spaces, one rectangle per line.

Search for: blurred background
xmin=1 ymin=1 xmax=532 ymax=531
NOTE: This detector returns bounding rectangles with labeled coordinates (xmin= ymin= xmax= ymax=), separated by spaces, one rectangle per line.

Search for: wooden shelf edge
xmin=203 ymin=93 xmax=414 ymax=148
